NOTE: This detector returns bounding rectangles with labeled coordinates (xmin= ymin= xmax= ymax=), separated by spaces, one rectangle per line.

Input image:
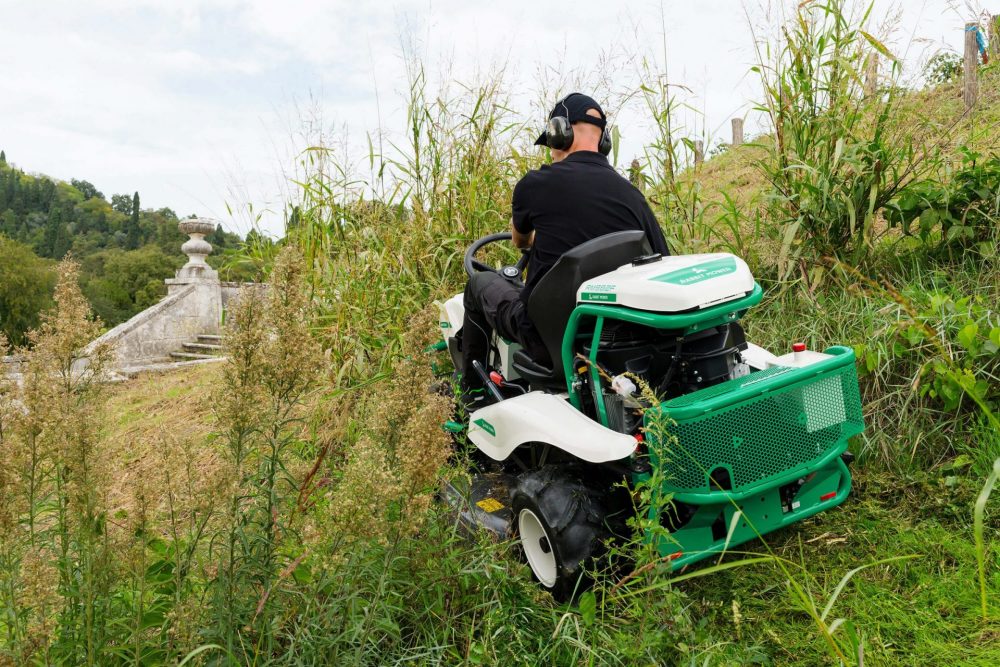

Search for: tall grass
xmin=748 ymin=0 xmax=945 ymax=281
xmin=272 ymin=64 xmax=536 ymax=384
xmin=0 ymin=260 xmax=117 ymax=664
xmin=2 ymin=3 xmax=999 ymax=664
xmin=207 ymin=247 xmax=324 ymax=656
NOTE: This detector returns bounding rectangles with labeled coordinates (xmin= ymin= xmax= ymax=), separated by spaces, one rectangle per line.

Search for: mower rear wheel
xmin=511 ymin=466 xmax=608 ymax=601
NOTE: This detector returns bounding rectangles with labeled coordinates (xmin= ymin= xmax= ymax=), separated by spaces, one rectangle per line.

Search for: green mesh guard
xmin=649 ymin=362 xmax=864 ymax=494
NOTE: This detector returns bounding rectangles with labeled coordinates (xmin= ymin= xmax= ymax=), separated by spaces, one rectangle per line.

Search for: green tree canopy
xmin=110 ymin=193 xmax=132 ymax=215
xmin=70 ymin=179 xmax=104 ymax=201
xmin=0 ymin=234 xmax=57 ymax=345
xmin=81 ymin=246 xmax=182 ymax=324
xmin=0 ymin=152 xmax=247 ymax=332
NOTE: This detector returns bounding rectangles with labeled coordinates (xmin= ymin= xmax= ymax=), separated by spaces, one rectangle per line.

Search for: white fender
xmin=436 ymin=294 xmax=465 ymax=341
xmin=467 ymin=392 xmax=638 ymax=463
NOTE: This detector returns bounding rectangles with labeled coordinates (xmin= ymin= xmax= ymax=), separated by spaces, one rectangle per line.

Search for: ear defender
xmin=545 ymin=116 xmax=574 ymax=151
xmin=598 ymin=127 xmax=612 ymax=156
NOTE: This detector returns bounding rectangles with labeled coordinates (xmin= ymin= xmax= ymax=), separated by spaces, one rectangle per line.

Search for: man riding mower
xmin=437 ymin=94 xmax=864 ymax=600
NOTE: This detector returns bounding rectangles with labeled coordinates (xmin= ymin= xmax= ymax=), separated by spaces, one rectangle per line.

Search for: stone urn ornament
xmin=175 ymin=217 xmax=219 ymax=281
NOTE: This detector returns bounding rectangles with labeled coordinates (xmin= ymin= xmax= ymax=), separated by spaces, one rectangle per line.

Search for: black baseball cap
xmin=534 ymin=93 xmax=608 ymax=146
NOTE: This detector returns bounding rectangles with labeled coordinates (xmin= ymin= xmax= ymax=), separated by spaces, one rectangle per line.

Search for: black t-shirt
xmin=511 ymin=151 xmax=669 ymax=307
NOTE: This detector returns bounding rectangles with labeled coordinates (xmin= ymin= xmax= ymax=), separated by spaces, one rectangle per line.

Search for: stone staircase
xmin=169 ymin=334 xmax=224 ymax=361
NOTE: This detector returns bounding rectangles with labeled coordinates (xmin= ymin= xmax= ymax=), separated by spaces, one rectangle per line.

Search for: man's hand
xmin=511 ymin=223 xmax=534 ymax=250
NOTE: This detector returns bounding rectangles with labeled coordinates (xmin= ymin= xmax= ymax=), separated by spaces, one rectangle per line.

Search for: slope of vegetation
xmin=2 ymin=1 xmax=1000 ymax=664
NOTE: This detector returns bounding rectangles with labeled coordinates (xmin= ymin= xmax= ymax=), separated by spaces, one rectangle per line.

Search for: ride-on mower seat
xmin=511 ymin=349 xmax=564 ymax=389
xmin=513 ymin=230 xmax=651 ymax=385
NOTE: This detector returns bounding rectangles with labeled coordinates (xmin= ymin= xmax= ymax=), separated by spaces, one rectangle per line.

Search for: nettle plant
xmin=886 ymin=148 xmax=1000 ymax=247
xmin=860 ymin=287 xmax=1000 ymax=414
xmin=908 ymin=294 xmax=1000 ymax=413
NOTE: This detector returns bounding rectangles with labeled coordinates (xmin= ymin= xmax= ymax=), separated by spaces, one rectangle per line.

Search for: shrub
xmin=886 ymin=147 xmax=1000 ymax=247
xmin=924 ymin=52 xmax=963 ymax=85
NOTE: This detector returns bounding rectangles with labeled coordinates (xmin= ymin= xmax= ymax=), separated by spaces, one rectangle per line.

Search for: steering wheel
xmin=463 ymin=232 xmax=530 ymax=285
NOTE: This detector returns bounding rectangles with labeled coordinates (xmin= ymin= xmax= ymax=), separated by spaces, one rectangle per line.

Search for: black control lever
xmin=472 ymin=360 xmax=504 ymax=402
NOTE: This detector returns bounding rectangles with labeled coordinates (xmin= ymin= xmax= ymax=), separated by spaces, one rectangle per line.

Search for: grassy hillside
xmin=92 ymin=361 xmax=999 ymax=663
xmin=3 ymin=3 xmax=1000 ymax=664
xmin=680 ymin=67 xmax=1000 ymax=272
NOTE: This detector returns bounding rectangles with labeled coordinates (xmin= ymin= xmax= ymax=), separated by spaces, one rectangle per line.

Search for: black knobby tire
xmin=510 ymin=466 xmax=609 ymax=601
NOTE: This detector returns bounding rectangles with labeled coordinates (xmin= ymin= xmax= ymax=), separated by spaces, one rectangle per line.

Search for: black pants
xmin=461 ymin=272 xmax=547 ymax=388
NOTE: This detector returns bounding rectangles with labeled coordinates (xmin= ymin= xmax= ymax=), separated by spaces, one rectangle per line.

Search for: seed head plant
xmin=209 ymin=245 xmax=324 ymax=655
xmin=0 ymin=258 xmax=117 ymax=665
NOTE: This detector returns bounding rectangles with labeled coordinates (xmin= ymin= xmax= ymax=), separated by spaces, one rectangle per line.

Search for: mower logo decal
xmin=581 ymin=292 xmax=617 ymax=302
xmin=473 ymin=418 xmax=496 ymax=437
xmin=440 ymin=321 xmax=451 ymax=328
xmin=651 ymin=257 xmax=738 ymax=286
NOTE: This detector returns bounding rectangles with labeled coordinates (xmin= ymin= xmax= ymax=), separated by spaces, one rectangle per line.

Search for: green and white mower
xmin=438 ymin=231 xmax=864 ymax=599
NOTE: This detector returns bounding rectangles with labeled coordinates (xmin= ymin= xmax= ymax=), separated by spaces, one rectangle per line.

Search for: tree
xmin=0 ymin=150 xmax=6 ymax=164
xmin=0 ymin=211 xmax=15 ymax=237
xmin=81 ymin=246 xmax=181 ymax=323
xmin=52 ymin=223 xmax=71 ymax=259
xmin=111 ymin=193 xmax=132 ymax=215
xmin=0 ymin=234 xmax=57 ymax=345
xmin=70 ymin=179 xmax=104 ymax=201
xmin=42 ymin=208 xmax=63 ymax=257
xmin=147 ymin=207 xmax=183 ymax=250
xmin=125 ymin=191 xmax=140 ymax=250
xmin=207 ymin=223 xmax=227 ymax=249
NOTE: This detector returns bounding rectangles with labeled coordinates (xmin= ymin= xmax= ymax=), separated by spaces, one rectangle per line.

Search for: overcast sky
xmin=0 ymin=1 xmax=994 ymax=238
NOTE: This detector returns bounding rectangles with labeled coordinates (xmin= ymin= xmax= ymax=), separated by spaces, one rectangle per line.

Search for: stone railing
xmin=5 ymin=218 xmax=263 ymax=377
xmin=2 ymin=354 xmax=22 ymax=375
xmin=86 ymin=218 xmax=233 ymax=368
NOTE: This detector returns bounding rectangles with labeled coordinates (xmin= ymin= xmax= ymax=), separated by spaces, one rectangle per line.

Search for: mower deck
xmin=441 ymin=472 xmax=516 ymax=540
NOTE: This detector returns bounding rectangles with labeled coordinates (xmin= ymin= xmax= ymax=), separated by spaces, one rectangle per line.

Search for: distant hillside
xmin=0 ymin=150 xmax=250 ymax=345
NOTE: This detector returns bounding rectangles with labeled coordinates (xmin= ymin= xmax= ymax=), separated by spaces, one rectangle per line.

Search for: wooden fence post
xmin=965 ymin=22 xmax=979 ymax=111
xmin=694 ymin=140 xmax=704 ymax=166
xmin=865 ymin=53 xmax=878 ymax=97
xmin=731 ymin=118 xmax=744 ymax=147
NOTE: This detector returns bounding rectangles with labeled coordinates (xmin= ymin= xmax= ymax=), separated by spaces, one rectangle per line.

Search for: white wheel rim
xmin=518 ymin=508 xmax=557 ymax=588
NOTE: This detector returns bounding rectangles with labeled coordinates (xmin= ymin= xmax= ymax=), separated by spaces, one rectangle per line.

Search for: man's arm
xmin=511 ymin=174 xmax=536 ymax=249
xmin=638 ymin=198 xmax=670 ymax=256
xmin=511 ymin=222 xmax=534 ymax=249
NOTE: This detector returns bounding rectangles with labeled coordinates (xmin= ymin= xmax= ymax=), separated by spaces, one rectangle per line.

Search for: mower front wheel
xmin=511 ymin=466 xmax=608 ymax=601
